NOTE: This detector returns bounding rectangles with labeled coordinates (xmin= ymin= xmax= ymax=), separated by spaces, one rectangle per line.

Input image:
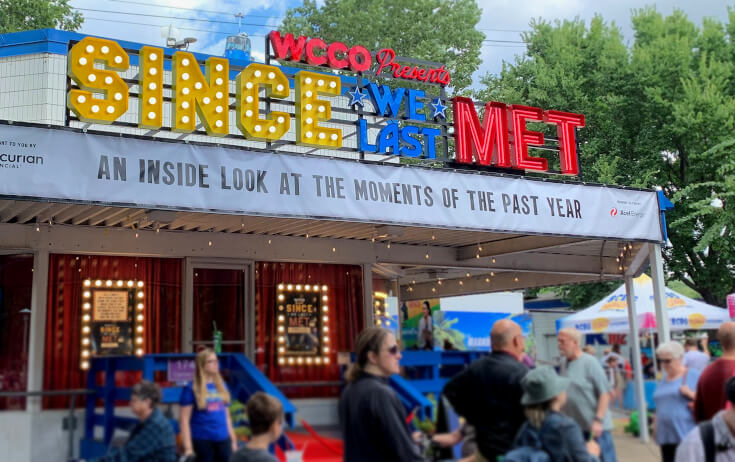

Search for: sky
xmin=69 ymin=0 xmax=733 ymax=88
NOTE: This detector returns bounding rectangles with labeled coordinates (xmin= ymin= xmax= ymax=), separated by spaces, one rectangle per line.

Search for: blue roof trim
xmin=0 ymin=28 xmax=362 ymax=90
xmin=524 ymin=299 xmax=570 ymax=310
xmin=657 ymin=190 xmax=674 ymax=243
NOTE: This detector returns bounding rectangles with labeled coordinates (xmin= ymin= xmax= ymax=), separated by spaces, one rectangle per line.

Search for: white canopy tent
xmin=557 ymin=274 xmax=729 ymax=334
xmin=556 ymin=273 xmax=729 ymax=443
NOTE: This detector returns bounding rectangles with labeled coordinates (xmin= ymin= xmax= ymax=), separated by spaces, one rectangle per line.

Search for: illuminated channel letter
xmin=295 ymin=71 xmax=341 ymax=148
xmin=236 ymin=63 xmax=290 ymax=140
xmin=67 ymin=37 xmax=129 ymax=124
xmin=510 ymin=105 xmax=547 ymax=172
xmin=139 ymin=46 xmax=163 ymax=129
xmin=172 ymin=52 xmax=229 ymax=136
xmin=452 ymin=97 xmax=511 ymax=168
xmin=544 ymin=110 xmax=585 ymax=175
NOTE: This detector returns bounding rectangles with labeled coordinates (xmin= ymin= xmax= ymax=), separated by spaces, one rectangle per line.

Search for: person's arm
xmin=431 ymin=428 xmax=462 ymax=447
xmin=562 ymin=419 xmax=600 ymax=462
xmin=591 ymin=392 xmax=610 ymax=437
xmin=693 ymin=371 xmax=706 ymax=422
xmin=442 ymin=366 xmax=476 ymax=422
xmin=376 ymin=395 xmax=425 ymax=461
xmin=179 ymin=405 xmax=194 ymax=455
xmin=588 ymin=358 xmax=612 ymax=438
xmin=226 ymin=401 xmax=238 ymax=451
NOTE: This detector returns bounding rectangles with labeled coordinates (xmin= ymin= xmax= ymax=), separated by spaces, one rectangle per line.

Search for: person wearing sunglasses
xmin=339 ymin=327 xmax=425 ymax=462
xmin=653 ymin=341 xmax=700 ymax=462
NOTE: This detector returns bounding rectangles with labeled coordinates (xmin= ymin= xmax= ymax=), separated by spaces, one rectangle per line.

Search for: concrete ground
xmin=611 ymin=411 xmax=660 ymax=462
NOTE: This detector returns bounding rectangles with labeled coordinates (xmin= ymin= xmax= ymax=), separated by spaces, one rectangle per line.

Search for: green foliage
xmin=431 ymin=311 xmax=465 ymax=350
xmin=0 ymin=0 xmax=83 ymax=33
xmin=280 ymin=0 xmax=485 ymax=91
xmin=555 ymin=281 xmax=620 ymax=310
xmin=229 ymin=399 xmax=251 ymax=440
xmin=480 ymin=6 xmax=735 ymax=307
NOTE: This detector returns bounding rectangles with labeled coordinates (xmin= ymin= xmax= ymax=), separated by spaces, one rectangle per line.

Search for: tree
xmin=0 ymin=0 xmax=83 ymax=33
xmin=477 ymin=7 xmax=735 ymax=306
xmin=279 ymin=0 xmax=485 ymax=92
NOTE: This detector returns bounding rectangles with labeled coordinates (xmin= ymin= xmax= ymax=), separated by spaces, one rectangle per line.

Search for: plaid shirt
xmin=93 ymin=408 xmax=176 ymax=462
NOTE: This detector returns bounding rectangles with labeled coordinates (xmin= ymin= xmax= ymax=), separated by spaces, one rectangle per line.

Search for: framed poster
xmin=276 ymin=283 xmax=331 ymax=366
xmin=80 ymin=279 xmax=146 ymax=369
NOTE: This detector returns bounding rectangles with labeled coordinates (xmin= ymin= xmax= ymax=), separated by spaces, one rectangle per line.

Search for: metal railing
xmin=0 ymin=388 xmax=94 ymax=462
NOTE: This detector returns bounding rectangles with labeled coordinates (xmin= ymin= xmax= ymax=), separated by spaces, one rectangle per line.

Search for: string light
xmin=387 ymin=241 xmax=391 ymax=249
xmin=491 ymin=257 xmax=496 ymax=263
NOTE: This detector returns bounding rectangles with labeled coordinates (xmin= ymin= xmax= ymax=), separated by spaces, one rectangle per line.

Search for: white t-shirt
xmin=417 ymin=315 xmax=433 ymax=348
xmin=676 ymin=411 xmax=735 ymax=462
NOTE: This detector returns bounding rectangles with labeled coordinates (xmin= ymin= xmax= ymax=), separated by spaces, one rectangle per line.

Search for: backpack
xmin=700 ymin=421 xmax=716 ymax=462
xmin=503 ymin=423 xmax=551 ymax=462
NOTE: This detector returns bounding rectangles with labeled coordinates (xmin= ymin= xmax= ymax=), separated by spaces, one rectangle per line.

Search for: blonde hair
xmin=655 ymin=341 xmax=685 ymax=360
xmin=558 ymin=327 xmax=583 ymax=345
xmin=524 ymin=400 xmax=552 ymax=428
xmin=193 ymin=348 xmax=230 ymax=410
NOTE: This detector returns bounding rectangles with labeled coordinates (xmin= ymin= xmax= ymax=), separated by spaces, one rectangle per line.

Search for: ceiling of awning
xmin=0 ymin=198 xmax=650 ymax=297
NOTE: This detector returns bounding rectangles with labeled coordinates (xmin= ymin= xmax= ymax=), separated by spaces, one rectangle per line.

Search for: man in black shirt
xmin=443 ymin=319 xmax=529 ymax=462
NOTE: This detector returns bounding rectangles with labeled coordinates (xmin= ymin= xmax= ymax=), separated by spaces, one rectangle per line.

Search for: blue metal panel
xmin=389 ymin=374 xmax=433 ymax=420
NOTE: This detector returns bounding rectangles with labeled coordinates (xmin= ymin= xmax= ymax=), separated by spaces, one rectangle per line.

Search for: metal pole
xmin=68 ymin=393 xmax=77 ymax=461
xmin=649 ymin=243 xmax=670 ymax=342
xmin=625 ymin=276 xmax=649 ymax=443
xmin=362 ymin=264 xmax=374 ymax=330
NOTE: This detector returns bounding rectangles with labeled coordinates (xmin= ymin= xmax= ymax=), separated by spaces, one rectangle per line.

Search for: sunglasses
xmin=387 ymin=345 xmax=399 ymax=355
xmin=657 ymin=358 xmax=673 ymax=364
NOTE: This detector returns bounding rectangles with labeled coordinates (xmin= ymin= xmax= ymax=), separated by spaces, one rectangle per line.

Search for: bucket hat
xmin=520 ymin=366 xmax=571 ymax=406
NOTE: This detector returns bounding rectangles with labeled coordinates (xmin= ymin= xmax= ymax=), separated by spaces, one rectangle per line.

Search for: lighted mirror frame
xmin=276 ymin=282 xmax=331 ymax=366
xmin=80 ymin=279 xmax=145 ymax=369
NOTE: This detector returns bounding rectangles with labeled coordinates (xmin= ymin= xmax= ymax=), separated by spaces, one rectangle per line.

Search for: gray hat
xmin=520 ymin=366 xmax=571 ymax=406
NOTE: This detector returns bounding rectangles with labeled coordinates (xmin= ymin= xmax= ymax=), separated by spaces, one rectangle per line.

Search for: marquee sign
xmin=276 ymin=283 xmax=331 ymax=366
xmin=65 ymin=33 xmax=585 ymax=175
xmin=79 ymin=278 xmax=146 ymax=369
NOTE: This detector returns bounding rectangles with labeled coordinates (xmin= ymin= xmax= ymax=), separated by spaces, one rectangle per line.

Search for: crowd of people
xmin=82 ymin=347 xmax=285 ymax=462
xmin=339 ymin=322 xmax=735 ymax=462
xmin=79 ymin=321 xmax=735 ymax=462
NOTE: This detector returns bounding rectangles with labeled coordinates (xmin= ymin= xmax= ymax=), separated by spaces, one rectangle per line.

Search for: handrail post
xmin=68 ymin=393 xmax=77 ymax=462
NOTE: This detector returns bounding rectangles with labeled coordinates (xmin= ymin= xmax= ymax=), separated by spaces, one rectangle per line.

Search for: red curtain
xmin=255 ymin=262 xmax=364 ymax=398
xmin=0 ymin=254 xmax=34 ymax=410
xmin=43 ymin=254 xmax=182 ymax=408
xmin=193 ymin=268 xmax=244 ymax=352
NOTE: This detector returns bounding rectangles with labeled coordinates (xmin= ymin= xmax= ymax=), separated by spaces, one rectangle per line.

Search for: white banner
xmin=0 ymin=124 xmax=663 ymax=241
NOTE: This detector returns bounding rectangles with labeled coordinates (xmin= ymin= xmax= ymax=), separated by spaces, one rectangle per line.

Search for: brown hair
xmin=247 ymin=392 xmax=284 ymax=435
xmin=193 ymin=348 xmax=231 ymax=410
xmin=684 ymin=338 xmax=699 ymax=348
xmin=719 ymin=323 xmax=735 ymax=352
xmin=131 ymin=380 xmax=161 ymax=408
xmin=345 ymin=327 xmax=391 ymax=383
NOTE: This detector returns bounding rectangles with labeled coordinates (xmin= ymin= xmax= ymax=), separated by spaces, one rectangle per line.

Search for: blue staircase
xmin=393 ymin=350 xmax=488 ymax=421
xmin=81 ymin=353 xmax=296 ymax=459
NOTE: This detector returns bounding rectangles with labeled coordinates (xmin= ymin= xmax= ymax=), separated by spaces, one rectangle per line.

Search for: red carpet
xmin=275 ymin=431 xmax=343 ymax=462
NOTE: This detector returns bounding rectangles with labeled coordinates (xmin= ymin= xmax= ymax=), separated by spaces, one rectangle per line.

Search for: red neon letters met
xmin=452 ymin=97 xmax=585 ymax=175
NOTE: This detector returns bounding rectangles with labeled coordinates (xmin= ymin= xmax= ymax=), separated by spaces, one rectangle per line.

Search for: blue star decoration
xmin=347 ymin=86 xmax=368 ymax=108
xmin=431 ymin=98 xmax=448 ymax=119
